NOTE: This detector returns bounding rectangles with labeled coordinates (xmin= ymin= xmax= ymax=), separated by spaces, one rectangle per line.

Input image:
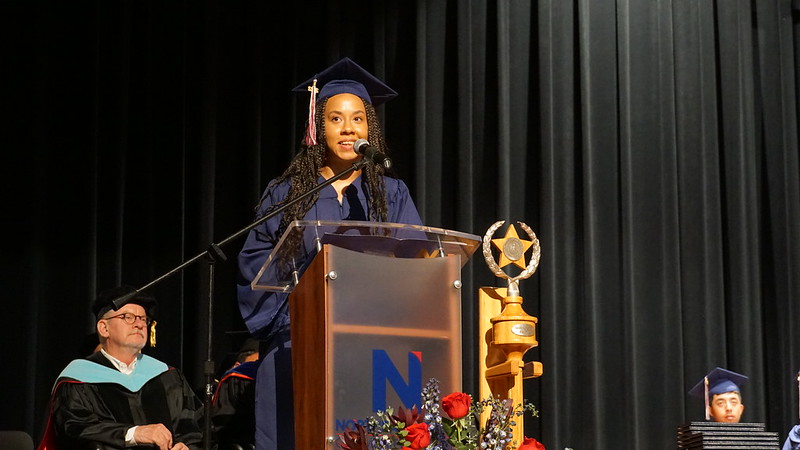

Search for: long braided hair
xmin=267 ymin=96 xmax=393 ymax=260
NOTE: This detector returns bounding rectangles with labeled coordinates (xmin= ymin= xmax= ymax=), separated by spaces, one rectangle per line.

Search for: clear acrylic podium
xmin=250 ymin=220 xmax=481 ymax=447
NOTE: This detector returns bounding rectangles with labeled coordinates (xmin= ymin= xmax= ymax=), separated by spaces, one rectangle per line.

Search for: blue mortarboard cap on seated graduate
xmin=292 ymin=57 xmax=398 ymax=146
xmin=689 ymin=367 xmax=748 ymax=398
xmin=688 ymin=367 xmax=748 ymax=419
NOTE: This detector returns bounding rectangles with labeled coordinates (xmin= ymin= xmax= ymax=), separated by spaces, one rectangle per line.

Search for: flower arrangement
xmin=337 ymin=378 xmax=544 ymax=450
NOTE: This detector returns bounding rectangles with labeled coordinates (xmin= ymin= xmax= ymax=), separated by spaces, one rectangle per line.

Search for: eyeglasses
xmin=104 ymin=313 xmax=152 ymax=326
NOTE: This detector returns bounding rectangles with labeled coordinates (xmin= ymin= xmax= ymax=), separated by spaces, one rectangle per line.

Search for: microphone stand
xmin=113 ymin=157 xmax=372 ymax=450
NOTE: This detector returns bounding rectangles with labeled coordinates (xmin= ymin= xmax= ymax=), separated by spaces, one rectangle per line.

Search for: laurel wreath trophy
xmin=482 ymin=220 xmax=541 ymax=296
xmin=478 ymin=220 xmax=543 ymax=448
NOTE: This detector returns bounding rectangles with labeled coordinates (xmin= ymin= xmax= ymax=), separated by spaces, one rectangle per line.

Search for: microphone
xmin=354 ymin=139 xmax=392 ymax=169
xmin=111 ymin=290 xmax=140 ymax=310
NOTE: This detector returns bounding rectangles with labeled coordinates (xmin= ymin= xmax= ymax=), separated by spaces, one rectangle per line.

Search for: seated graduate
xmin=781 ymin=370 xmax=800 ymax=450
xmin=688 ymin=367 xmax=748 ymax=423
xmin=40 ymin=286 xmax=203 ymax=450
xmin=784 ymin=424 xmax=800 ymax=450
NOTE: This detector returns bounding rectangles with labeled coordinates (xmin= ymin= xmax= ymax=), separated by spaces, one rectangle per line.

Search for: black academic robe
xmin=45 ymin=352 xmax=203 ymax=450
xmin=211 ymin=360 xmax=258 ymax=450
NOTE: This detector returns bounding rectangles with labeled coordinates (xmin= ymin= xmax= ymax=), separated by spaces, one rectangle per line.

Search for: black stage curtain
xmin=2 ymin=1 xmax=799 ymax=449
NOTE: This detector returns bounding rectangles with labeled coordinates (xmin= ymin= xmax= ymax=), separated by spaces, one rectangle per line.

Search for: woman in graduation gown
xmin=236 ymin=57 xmax=423 ymax=450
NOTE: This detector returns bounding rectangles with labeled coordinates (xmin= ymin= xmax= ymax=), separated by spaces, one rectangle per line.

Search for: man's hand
xmin=133 ymin=423 xmax=174 ymax=450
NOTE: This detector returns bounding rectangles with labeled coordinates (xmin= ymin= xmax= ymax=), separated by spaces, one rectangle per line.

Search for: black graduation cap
xmin=688 ymin=367 xmax=748 ymax=420
xmin=292 ymin=57 xmax=397 ymax=146
xmin=216 ymin=330 xmax=260 ymax=377
xmin=239 ymin=337 xmax=260 ymax=355
xmin=226 ymin=330 xmax=259 ymax=359
xmin=92 ymin=285 xmax=158 ymax=320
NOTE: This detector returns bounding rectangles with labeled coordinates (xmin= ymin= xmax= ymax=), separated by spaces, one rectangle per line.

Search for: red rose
xmin=519 ymin=437 xmax=546 ymax=450
xmin=404 ymin=422 xmax=431 ymax=449
xmin=441 ymin=392 xmax=471 ymax=419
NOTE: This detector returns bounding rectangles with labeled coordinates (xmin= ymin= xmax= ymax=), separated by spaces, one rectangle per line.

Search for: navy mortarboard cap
xmin=292 ymin=57 xmax=397 ymax=146
xmin=688 ymin=367 xmax=749 ymax=397
xmin=292 ymin=57 xmax=397 ymax=106
xmin=688 ymin=367 xmax=748 ymax=420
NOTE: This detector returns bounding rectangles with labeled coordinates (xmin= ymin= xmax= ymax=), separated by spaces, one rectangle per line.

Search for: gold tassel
xmin=304 ymin=79 xmax=319 ymax=146
xmin=150 ymin=320 xmax=157 ymax=348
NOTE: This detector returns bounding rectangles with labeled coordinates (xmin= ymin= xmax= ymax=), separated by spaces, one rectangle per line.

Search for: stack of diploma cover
xmin=676 ymin=422 xmax=780 ymax=449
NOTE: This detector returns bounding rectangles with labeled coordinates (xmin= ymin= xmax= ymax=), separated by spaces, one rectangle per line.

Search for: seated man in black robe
xmin=212 ymin=337 xmax=260 ymax=450
xmin=41 ymin=286 xmax=203 ymax=450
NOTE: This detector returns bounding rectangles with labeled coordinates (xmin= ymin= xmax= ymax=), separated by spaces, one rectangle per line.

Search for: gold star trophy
xmin=478 ymin=220 xmax=543 ymax=447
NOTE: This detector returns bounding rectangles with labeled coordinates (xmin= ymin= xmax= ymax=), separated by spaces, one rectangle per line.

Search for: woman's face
xmin=324 ymin=93 xmax=369 ymax=165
